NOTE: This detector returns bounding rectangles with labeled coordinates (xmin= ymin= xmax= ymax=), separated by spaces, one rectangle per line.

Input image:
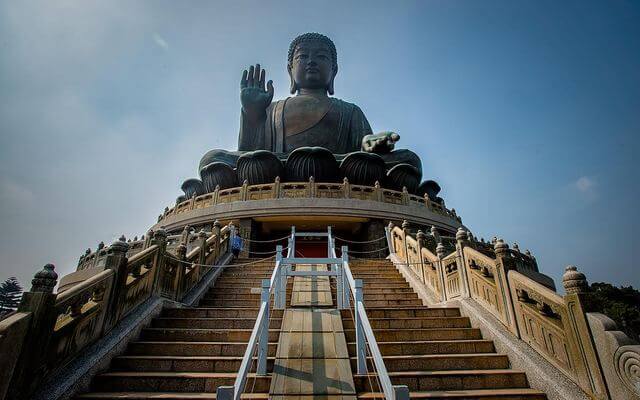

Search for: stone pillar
xmin=212 ymin=220 xmax=222 ymax=262
xmin=401 ymin=220 xmax=410 ymax=264
xmin=104 ymin=238 xmax=130 ymax=329
xmin=151 ymin=228 xmax=168 ymax=295
xmin=9 ymin=264 xmax=59 ymax=399
xmin=416 ymin=230 xmax=428 ymax=285
xmin=435 ymin=242 xmax=447 ymax=302
xmin=562 ymin=266 xmax=609 ymax=399
xmin=237 ymin=218 xmax=255 ymax=258
xmin=493 ymin=239 xmax=519 ymax=335
xmin=455 ymin=227 xmax=471 ymax=298
xmin=173 ymin=244 xmax=187 ymax=301
xmin=365 ymin=219 xmax=386 ymax=258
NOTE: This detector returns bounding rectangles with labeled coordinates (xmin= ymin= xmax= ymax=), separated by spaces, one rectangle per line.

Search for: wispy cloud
xmin=575 ymin=176 xmax=595 ymax=193
xmin=153 ymin=33 xmax=169 ymax=50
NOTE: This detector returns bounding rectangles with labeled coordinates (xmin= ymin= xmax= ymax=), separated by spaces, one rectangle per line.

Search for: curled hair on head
xmin=287 ymin=32 xmax=338 ymax=72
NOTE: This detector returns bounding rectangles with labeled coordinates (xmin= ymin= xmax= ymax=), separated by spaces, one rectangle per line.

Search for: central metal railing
xmin=217 ymin=226 xmax=409 ymax=400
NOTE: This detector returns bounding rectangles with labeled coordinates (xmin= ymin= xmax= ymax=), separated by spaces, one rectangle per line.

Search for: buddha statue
xmin=197 ymin=33 xmax=427 ymax=192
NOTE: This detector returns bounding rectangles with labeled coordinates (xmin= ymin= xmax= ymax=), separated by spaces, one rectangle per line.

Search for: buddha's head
xmin=287 ymin=33 xmax=338 ymax=95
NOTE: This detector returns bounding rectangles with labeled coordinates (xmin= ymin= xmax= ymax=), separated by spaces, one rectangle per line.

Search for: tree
xmin=589 ymin=282 xmax=640 ymax=342
xmin=0 ymin=277 xmax=23 ymax=316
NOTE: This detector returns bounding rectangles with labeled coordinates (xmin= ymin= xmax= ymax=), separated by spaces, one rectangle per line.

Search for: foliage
xmin=0 ymin=277 xmax=23 ymax=316
xmin=589 ymin=282 xmax=640 ymax=342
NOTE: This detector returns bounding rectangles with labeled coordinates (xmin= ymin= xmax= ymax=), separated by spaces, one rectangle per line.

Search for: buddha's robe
xmin=199 ymin=96 xmax=422 ymax=173
xmin=238 ymin=97 xmax=371 ymax=154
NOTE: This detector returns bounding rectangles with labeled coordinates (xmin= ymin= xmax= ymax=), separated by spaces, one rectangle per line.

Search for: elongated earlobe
xmin=328 ymin=68 xmax=337 ymax=95
xmin=288 ymin=65 xmax=297 ymax=94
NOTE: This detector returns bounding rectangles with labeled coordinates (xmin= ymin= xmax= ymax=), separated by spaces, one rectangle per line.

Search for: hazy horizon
xmin=1 ymin=0 xmax=638 ymax=292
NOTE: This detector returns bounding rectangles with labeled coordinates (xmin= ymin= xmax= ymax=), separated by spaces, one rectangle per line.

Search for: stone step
xmin=357 ymin=388 xmax=546 ymax=399
xmin=140 ymin=328 xmax=280 ymax=342
xmin=362 ymin=293 xmax=420 ymax=301
xmin=362 ymin=299 xmax=424 ymax=307
xmin=347 ymin=340 xmax=496 ymax=356
xmin=152 ymin=317 xmax=283 ymax=329
xmin=357 ymin=283 xmax=412 ymax=289
xmin=127 ymin=341 xmax=278 ymax=357
xmin=162 ymin=308 xmax=283 ymax=319
xmin=355 ymin=287 xmax=417 ymax=294
xmin=205 ymin=294 xmax=266 ymax=301
xmin=92 ymin=372 xmax=271 ymax=392
xmin=198 ymin=300 xmax=264 ymax=308
xmin=353 ymin=370 xmax=530 ymax=391
xmin=111 ymin=355 xmax=275 ymax=372
xmin=347 ymin=307 xmax=460 ymax=318
xmin=350 ymin=354 xmax=510 ymax=372
xmin=78 ymin=392 xmax=268 ymax=399
xmin=344 ymin=328 xmax=482 ymax=342
xmin=342 ymin=316 xmax=471 ymax=329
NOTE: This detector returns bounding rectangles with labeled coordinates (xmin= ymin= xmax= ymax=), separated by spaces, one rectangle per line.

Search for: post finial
xmin=563 ymin=265 xmax=588 ymax=294
xmin=401 ymin=220 xmax=409 ymax=230
xmin=494 ymin=238 xmax=509 ymax=254
xmin=456 ymin=227 xmax=467 ymax=241
xmin=436 ymin=242 xmax=446 ymax=258
xmin=31 ymin=264 xmax=58 ymax=293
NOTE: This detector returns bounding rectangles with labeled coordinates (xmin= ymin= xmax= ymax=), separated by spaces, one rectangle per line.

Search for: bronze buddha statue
xmin=197 ymin=33 xmax=428 ymax=194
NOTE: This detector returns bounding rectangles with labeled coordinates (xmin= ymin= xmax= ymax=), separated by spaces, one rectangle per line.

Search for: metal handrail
xmin=217 ymin=227 xmax=408 ymax=400
xmin=217 ymin=232 xmax=294 ymax=400
xmin=330 ymin=236 xmax=409 ymax=400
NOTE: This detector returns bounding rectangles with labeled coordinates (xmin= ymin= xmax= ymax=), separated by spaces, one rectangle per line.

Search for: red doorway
xmin=295 ymin=241 xmax=327 ymax=258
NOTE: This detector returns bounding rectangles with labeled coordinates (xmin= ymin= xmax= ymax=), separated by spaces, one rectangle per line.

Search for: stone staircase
xmin=343 ymin=259 xmax=546 ymax=399
xmin=75 ymin=256 xmax=547 ymax=399
xmin=77 ymin=258 xmax=281 ymax=399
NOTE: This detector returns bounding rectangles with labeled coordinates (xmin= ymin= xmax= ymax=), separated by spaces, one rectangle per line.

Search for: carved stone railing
xmin=160 ymin=177 xmax=461 ymax=224
xmin=0 ymin=223 xmax=233 ymax=400
xmin=387 ymin=223 xmax=626 ymax=400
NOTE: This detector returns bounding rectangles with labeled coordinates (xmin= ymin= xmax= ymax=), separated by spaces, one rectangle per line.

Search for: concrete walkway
xmin=269 ymin=265 xmax=356 ymax=398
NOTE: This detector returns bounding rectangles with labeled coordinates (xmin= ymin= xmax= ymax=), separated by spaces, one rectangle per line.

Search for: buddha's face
xmin=290 ymin=41 xmax=335 ymax=92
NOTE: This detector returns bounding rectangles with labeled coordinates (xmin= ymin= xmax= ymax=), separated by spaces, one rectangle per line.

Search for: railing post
xmin=151 ymin=228 xmax=167 ymax=295
xmin=562 ymin=266 xmax=608 ymax=399
xmin=385 ymin=223 xmax=394 ymax=254
xmin=342 ymin=246 xmax=350 ymax=308
xmin=8 ymin=264 xmax=59 ymax=399
xmin=393 ymin=385 xmax=410 ymax=400
xmin=327 ymin=226 xmax=332 ymax=256
xmin=273 ymin=176 xmax=281 ymax=198
xmin=435 ymin=242 xmax=448 ymax=302
xmin=257 ymin=279 xmax=270 ymax=375
xmin=216 ymin=385 xmax=234 ymax=400
xmin=354 ymin=278 xmax=367 ymax=374
xmin=455 ymin=228 xmax=471 ymax=298
xmin=212 ymin=220 xmax=221 ymax=261
xmin=416 ymin=230 xmax=428 ymax=285
xmin=173 ymin=244 xmax=187 ymax=301
xmin=104 ymin=238 xmax=131 ymax=328
xmin=342 ymin=177 xmax=350 ymax=198
xmin=275 ymin=245 xmax=285 ymax=309
xmin=290 ymin=226 xmax=296 ymax=256
xmin=493 ymin=239 xmax=519 ymax=336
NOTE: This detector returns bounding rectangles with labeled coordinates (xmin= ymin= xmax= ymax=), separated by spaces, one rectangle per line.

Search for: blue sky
xmin=1 ymin=0 xmax=638 ymax=290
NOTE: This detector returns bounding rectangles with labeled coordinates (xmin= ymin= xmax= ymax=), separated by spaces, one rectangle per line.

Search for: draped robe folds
xmin=199 ymin=96 xmax=422 ymax=174
xmin=238 ymin=97 xmax=372 ymax=154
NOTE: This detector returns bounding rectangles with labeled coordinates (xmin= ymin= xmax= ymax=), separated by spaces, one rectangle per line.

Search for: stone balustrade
xmin=0 ymin=223 xmax=232 ymax=400
xmin=159 ymin=178 xmax=461 ymax=224
xmin=388 ymin=223 xmax=639 ymax=400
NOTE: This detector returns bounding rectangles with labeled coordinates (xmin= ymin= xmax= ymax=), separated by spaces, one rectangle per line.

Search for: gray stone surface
xmin=587 ymin=312 xmax=640 ymax=399
xmin=455 ymin=297 xmax=592 ymax=400
xmin=388 ymin=253 xmax=440 ymax=305
xmin=31 ymin=296 xmax=178 ymax=400
xmin=153 ymin=197 xmax=463 ymax=233
xmin=182 ymin=252 xmax=232 ymax=306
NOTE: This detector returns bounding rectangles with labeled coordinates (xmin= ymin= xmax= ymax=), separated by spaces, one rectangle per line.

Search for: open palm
xmin=240 ymin=64 xmax=274 ymax=115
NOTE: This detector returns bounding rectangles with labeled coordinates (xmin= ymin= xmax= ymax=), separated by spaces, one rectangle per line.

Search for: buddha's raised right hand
xmin=240 ymin=64 xmax=274 ymax=120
